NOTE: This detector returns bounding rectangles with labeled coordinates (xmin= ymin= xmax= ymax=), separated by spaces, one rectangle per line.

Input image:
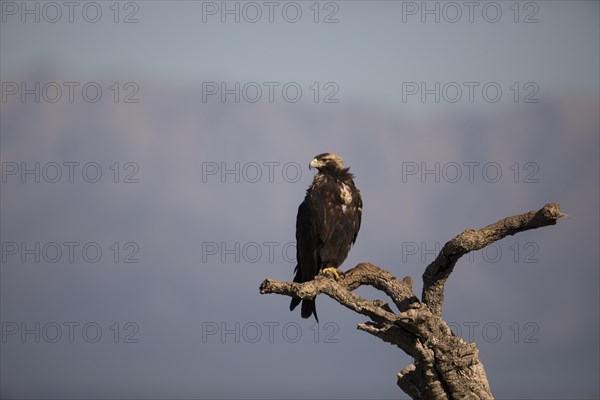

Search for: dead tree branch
xmin=259 ymin=203 xmax=565 ymax=399
xmin=422 ymin=203 xmax=566 ymax=317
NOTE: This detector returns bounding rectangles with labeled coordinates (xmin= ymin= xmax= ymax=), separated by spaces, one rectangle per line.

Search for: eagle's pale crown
xmin=309 ymin=153 xmax=345 ymax=171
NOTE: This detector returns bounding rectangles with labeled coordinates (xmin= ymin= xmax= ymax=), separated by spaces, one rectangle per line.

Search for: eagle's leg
xmin=320 ymin=267 xmax=343 ymax=281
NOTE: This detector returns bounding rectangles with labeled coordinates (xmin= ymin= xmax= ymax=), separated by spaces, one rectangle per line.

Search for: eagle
xmin=290 ymin=153 xmax=362 ymax=322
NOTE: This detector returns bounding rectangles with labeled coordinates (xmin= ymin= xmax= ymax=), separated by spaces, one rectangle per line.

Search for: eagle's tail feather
xmin=290 ymin=297 xmax=319 ymax=323
xmin=289 ymin=297 xmax=301 ymax=311
xmin=301 ymin=299 xmax=319 ymax=322
xmin=290 ymin=264 xmax=303 ymax=312
xmin=290 ymin=264 xmax=319 ymax=322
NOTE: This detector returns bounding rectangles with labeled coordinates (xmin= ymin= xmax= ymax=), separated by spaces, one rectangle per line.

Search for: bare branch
xmin=259 ymin=203 xmax=564 ymax=399
xmin=260 ymin=263 xmax=411 ymax=323
xmin=260 ymin=263 xmax=495 ymax=399
xmin=422 ymin=203 xmax=566 ymax=317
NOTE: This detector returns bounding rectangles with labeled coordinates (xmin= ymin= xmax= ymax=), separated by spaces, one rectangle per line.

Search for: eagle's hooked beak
xmin=309 ymin=158 xmax=319 ymax=170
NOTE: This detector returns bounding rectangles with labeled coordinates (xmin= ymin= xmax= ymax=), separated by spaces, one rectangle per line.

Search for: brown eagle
xmin=290 ymin=153 xmax=362 ymax=321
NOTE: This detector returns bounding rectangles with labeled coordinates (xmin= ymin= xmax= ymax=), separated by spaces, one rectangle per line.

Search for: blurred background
xmin=1 ymin=1 xmax=598 ymax=398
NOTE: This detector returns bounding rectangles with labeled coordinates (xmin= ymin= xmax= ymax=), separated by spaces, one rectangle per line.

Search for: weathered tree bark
xmin=260 ymin=203 xmax=566 ymax=399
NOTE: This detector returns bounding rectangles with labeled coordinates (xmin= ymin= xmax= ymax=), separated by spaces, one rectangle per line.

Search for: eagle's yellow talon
xmin=320 ymin=267 xmax=342 ymax=281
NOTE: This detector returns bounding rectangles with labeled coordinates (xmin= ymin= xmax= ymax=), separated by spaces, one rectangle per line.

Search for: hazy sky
xmin=1 ymin=1 xmax=599 ymax=399
xmin=2 ymin=1 xmax=599 ymax=103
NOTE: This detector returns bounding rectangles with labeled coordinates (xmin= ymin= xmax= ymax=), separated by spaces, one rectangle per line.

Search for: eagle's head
xmin=309 ymin=153 xmax=346 ymax=173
